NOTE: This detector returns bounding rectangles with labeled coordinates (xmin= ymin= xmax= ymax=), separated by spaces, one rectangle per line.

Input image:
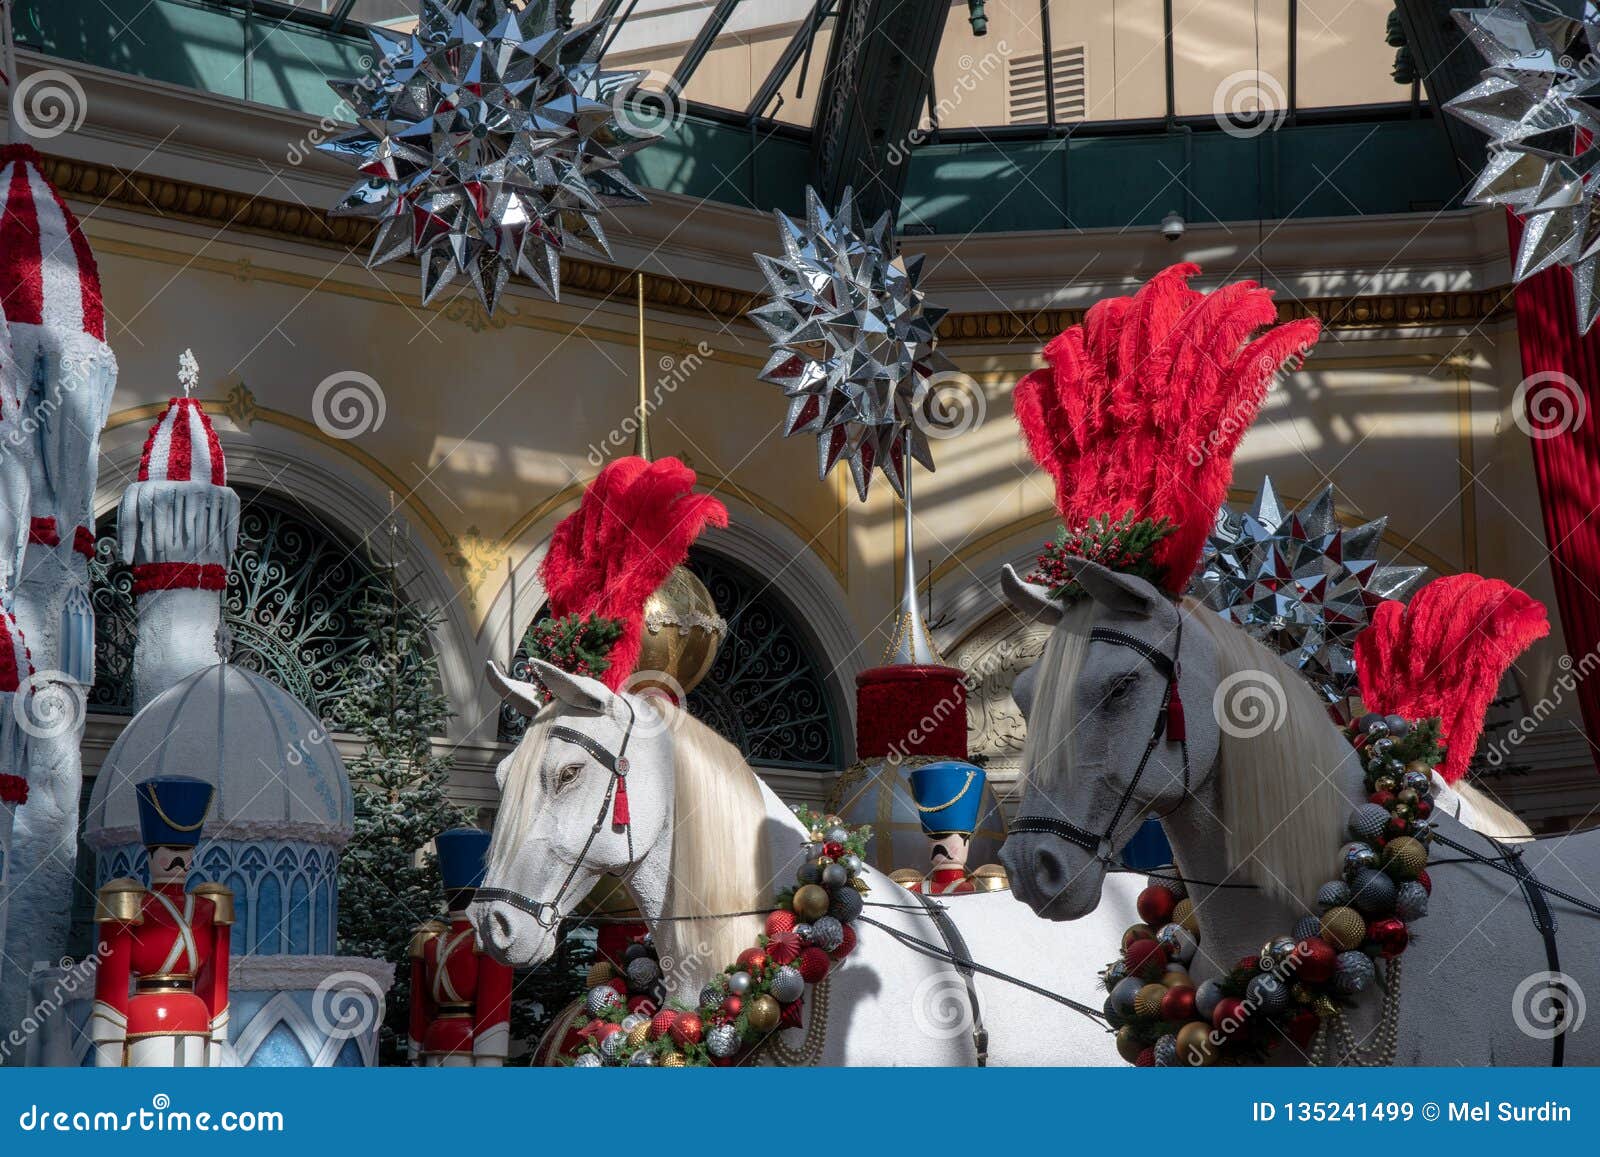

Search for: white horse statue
xmin=998 ymin=558 xmax=1599 ymax=1065
xmin=473 ymin=658 xmax=1143 ymax=1065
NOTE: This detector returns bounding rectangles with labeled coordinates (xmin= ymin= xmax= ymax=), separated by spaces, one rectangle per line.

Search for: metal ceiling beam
xmin=672 ymin=0 xmax=744 ymax=91
xmin=807 ymin=0 xmax=950 ymax=229
xmin=746 ymin=0 xmax=835 ymax=121
xmin=1387 ymin=0 xmax=1504 ymax=183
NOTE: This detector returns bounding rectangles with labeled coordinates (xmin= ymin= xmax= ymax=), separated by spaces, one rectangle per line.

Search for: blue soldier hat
xmin=135 ymin=776 xmax=214 ymax=848
xmin=908 ymin=760 xmax=987 ymax=837
xmin=436 ymin=827 xmax=492 ymax=892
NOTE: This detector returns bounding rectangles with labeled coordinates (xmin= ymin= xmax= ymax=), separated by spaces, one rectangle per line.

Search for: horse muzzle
xmin=469 ymin=897 xmax=559 ymax=967
xmin=999 ymin=830 xmax=1105 ymax=921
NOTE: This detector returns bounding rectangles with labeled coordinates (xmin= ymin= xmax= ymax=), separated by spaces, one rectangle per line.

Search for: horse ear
xmin=1000 ymin=564 xmax=1063 ymax=626
xmin=485 ymin=661 xmax=547 ymax=718
xmin=526 ymin=658 xmax=611 ymax=714
xmin=1061 ymin=557 xmax=1163 ymax=619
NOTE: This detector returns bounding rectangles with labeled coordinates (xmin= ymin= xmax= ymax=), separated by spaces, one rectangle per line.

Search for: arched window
xmin=88 ymin=486 xmax=386 ymax=725
xmin=499 ymin=548 xmax=842 ymax=771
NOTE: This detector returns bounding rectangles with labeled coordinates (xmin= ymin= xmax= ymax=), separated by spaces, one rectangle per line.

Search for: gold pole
xmin=633 ymin=272 xmax=651 ymax=461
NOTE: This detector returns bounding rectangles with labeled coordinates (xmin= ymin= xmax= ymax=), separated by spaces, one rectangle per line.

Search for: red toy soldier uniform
xmin=409 ymin=827 xmax=513 ymax=1066
xmin=91 ymin=776 xmax=232 ymax=1067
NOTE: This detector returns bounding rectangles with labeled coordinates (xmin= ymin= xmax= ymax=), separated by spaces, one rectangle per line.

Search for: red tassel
xmin=1166 ymin=681 xmax=1186 ymax=742
xmin=612 ymin=776 xmax=630 ymax=827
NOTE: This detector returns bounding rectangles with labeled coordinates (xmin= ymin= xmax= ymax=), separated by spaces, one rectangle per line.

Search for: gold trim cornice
xmin=45 ymin=152 xmax=1517 ymax=340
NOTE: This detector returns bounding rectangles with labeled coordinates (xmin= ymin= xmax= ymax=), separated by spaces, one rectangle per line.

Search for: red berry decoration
xmin=669 ymin=1013 xmax=703 ymax=1047
xmin=1159 ymin=985 xmax=1196 ymax=1022
xmin=626 ymin=995 xmax=657 ymax=1016
xmin=1292 ymin=936 xmax=1337 ymax=984
xmin=830 ymin=922 xmax=857 ymax=961
xmin=1135 ymin=885 xmax=1176 ymax=926
xmin=767 ymin=930 xmax=802 ymax=965
xmin=649 ymin=1009 xmax=679 ymax=1040
xmin=765 ymin=910 xmax=797 ymax=937
xmin=737 ymin=947 xmax=768 ymax=973
xmin=1368 ymin=917 xmax=1409 ymax=958
xmin=797 ymin=946 xmax=831 ymax=983
xmin=1122 ymin=938 xmax=1167 ymax=980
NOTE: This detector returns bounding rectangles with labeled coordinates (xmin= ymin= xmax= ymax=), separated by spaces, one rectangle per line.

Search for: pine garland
xmin=1029 ymin=512 xmax=1176 ymax=600
xmin=523 ymin=612 xmax=624 ymax=701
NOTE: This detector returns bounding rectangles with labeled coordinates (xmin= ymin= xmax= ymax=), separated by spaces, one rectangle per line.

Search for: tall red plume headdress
xmin=540 ymin=456 xmax=728 ymax=691
xmin=1015 ymin=263 xmax=1321 ymax=593
xmin=1355 ymin=575 xmax=1549 ymax=783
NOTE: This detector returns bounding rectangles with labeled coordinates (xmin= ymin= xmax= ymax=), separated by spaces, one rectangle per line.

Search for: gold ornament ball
xmin=1115 ymin=1025 xmax=1145 ymax=1064
xmin=747 ymin=994 xmax=781 ymax=1033
xmin=626 ymin=1022 xmax=650 ymax=1048
xmin=1122 ymin=922 xmax=1156 ymax=949
xmin=1173 ymin=898 xmax=1199 ymax=934
xmin=1175 ymin=1021 xmax=1218 ymax=1066
xmin=1404 ymin=760 xmax=1431 ymax=777
xmin=1162 ymin=968 xmax=1191 ymax=988
xmin=585 ymin=962 xmax=615 ymax=987
xmin=1134 ymin=983 xmax=1167 ymax=1017
xmin=1384 ymin=836 xmax=1428 ymax=877
xmin=793 ymin=884 xmax=831 ymax=920
xmin=662 ymin=1052 xmax=686 ymax=1067
xmin=971 ymin=863 xmax=1010 ymax=893
xmin=1396 ymin=788 xmax=1419 ymax=806
xmin=1374 ymin=775 xmax=1398 ymax=793
xmin=1320 ymin=905 xmax=1367 ymax=951
xmin=1392 ymin=803 xmax=1414 ymax=821
xmin=889 ymin=868 xmax=925 ymax=890
xmin=635 ymin=565 xmax=724 ymax=697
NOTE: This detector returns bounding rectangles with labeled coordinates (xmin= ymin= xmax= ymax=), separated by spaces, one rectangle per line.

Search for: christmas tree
xmin=334 ymin=530 xmax=466 ymax=1066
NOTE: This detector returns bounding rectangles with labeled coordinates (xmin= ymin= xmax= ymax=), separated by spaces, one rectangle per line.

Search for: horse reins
xmin=1010 ymin=618 xmax=1189 ymax=863
xmin=475 ymin=699 xmax=638 ymax=930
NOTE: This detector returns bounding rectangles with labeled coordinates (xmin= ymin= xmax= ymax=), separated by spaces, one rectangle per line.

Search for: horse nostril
xmin=1035 ymin=845 xmax=1065 ymax=887
xmin=491 ymin=909 xmax=513 ymax=947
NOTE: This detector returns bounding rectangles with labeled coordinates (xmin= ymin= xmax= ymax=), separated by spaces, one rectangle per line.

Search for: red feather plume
xmin=540 ymin=457 xmax=728 ymax=690
xmin=1014 ymin=263 xmax=1321 ymax=591
xmin=1355 ymin=575 xmax=1549 ymax=783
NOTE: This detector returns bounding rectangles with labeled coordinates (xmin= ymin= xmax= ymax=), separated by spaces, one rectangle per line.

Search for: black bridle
xmin=475 ymin=699 xmax=638 ymax=929
xmin=1010 ymin=618 xmax=1189 ymax=864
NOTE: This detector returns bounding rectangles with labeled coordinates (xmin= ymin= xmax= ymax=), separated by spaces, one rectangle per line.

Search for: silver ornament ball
xmin=1156 ymin=923 xmax=1198 ymax=965
xmin=626 ymin=956 xmax=660 ymax=990
xmin=810 ymin=915 xmax=846 ymax=952
xmin=1111 ymin=976 xmax=1146 ymax=1017
xmin=586 ymin=985 xmax=622 ymax=1017
xmin=1348 ymin=804 xmax=1392 ymax=842
xmin=1246 ymin=972 xmax=1291 ymax=1014
xmin=1293 ymin=915 xmax=1323 ymax=941
xmin=1395 ymin=880 xmax=1430 ymax=921
xmin=769 ymin=966 xmax=805 ymax=1004
xmin=829 ymin=886 xmax=864 ymax=922
xmin=572 ymin=1053 xmax=603 ymax=1068
xmin=706 ymin=1024 xmax=741 ymax=1058
xmin=727 ymin=971 xmax=752 ymax=995
xmin=826 ymin=826 xmax=851 ymax=845
xmin=1332 ymin=950 xmax=1375 ymax=995
xmin=1350 ymin=868 xmax=1398 ymax=916
xmin=1316 ymin=880 xmax=1353 ymax=909
xmin=1154 ymin=1034 xmax=1179 ymax=1066
xmin=1194 ymin=979 xmax=1225 ymax=1021
xmin=1340 ymin=842 xmax=1380 ymax=876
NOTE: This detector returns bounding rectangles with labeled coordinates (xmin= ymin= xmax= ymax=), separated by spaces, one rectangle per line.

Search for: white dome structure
xmin=85 ymin=662 xmax=353 ymax=957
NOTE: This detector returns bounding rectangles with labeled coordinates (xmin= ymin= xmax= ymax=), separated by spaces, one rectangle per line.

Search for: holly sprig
xmin=1029 ymin=512 xmax=1176 ymax=601
xmin=524 ymin=612 xmax=624 ymax=701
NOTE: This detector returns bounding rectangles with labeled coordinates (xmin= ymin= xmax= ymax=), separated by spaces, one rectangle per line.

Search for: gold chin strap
xmin=141 ymin=784 xmax=206 ymax=832
xmin=912 ymin=769 xmax=977 ymax=813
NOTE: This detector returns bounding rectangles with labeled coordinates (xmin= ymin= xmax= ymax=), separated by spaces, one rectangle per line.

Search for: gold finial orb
xmin=970 ymin=863 xmax=1010 ymax=893
xmin=634 ymin=565 xmax=724 ymax=699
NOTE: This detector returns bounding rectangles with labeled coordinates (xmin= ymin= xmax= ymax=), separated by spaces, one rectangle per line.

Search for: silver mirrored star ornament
xmin=317 ymin=0 xmax=659 ymax=315
xmin=750 ymin=186 xmax=955 ymax=501
xmin=1188 ymin=477 xmax=1427 ymax=700
xmin=1445 ymin=2 xmax=1600 ymax=331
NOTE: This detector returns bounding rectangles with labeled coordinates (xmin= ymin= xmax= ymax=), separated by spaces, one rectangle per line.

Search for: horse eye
xmin=556 ymin=763 xmax=584 ymax=788
xmin=1109 ymin=674 xmax=1137 ymax=700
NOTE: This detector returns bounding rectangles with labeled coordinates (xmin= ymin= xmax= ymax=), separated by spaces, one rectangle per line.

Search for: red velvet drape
xmin=1509 ymin=214 xmax=1600 ymax=771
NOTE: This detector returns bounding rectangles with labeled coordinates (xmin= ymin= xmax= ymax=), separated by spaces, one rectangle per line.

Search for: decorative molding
xmin=41 ymin=151 xmax=1519 ymax=341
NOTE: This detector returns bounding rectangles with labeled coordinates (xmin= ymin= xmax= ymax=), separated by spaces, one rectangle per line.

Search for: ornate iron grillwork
xmin=498 ymin=550 xmax=840 ymax=770
xmin=89 ymin=488 xmax=386 ymax=725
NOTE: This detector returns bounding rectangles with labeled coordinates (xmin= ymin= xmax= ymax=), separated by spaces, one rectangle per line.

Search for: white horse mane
xmin=1023 ymin=597 xmax=1528 ymax=908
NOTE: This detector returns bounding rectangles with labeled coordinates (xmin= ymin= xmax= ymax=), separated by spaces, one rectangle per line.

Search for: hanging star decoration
xmin=1188 ymin=477 xmax=1426 ymax=701
xmin=750 ymin=186 xmax=955 ymax=501
xmin=1444 ymin=2 xmax=1600 ymax=331
xmin=317 ymin=0 xmax=659 ymax=315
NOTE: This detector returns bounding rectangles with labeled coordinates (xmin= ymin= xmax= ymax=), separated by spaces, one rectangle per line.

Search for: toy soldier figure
xmin=91 ymin=776 xmax=232 ymax=1066
xmin=897 ymin=760 xmax=990 ymax=895
xmin=409 ymin=827 xmax=513 ymax=1066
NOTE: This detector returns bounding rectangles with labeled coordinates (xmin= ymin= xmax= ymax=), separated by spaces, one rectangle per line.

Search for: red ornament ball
xmin=1212 ymin=997 xmax=1247 ymax=1037
xmin=592 ymin=1021 xmax=620 ymax=1042
xmin=797 ymin=947 xmax=832 ymax=983
xmin=1417 ymin=868 xmax=1432 ymax=895
xmin=1159 ymin=985 xmax=1196 ymax=1022
xmin=1135 ymin=1047 xmax=1156 ymax=1068
xmin=649 ymin=1009 xmax=679 ymax=1040
xmin=1292 ymin=936 xmax=1338 ymax=984
xmin=831 ymin=922 xmax=857 ymax=961
xmin=823 ymin=841 xmax=845 ymax=860
xmin=779 ymin=1000 xmax=804 ymax=1029
xmin=721 ymin=995 xmax=743 ymax=1019
xmin=669 ymin=1013 xmax=703 ymax=1047
xmin=1236 ymin=955 xmax=1260 ymax=973
xmin=737 ymin=947 xmax=768 ymax=973
xmin=1136 ymin=885 xmax=1177 ymax=926
xmin=1368 ymin=790 xmax=1396 ymax=809
xmin=767 ymin=930 xmax=802 ymax=965
xmin=765 ymin=910 xmax=797 ymax=937
xmin=1368 ymin=917 xmax=1409 ymax=958
xmin=1385 ymin=817 xmax=1409 ymax=838
xmin=1123 ymin=939 xmax=1168 ymax=979
xmin=626 ymin=995 xmax=657 ymax=1016
xmin=606 ymin=976 xmax=629 ymax=995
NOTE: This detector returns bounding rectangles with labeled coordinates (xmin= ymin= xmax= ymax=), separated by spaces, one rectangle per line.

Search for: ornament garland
xmin=568 ymin=807 xmax=870 ymax=1067
xmin=1028 ymin=513 xmax=1175 ymax=602
xmin=1101 ymin=713 xmax=1442 ymax=1066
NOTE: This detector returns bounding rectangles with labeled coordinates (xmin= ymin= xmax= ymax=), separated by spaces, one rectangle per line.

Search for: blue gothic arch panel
xmin=499 ymin=547 xmax=842 ymax=771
